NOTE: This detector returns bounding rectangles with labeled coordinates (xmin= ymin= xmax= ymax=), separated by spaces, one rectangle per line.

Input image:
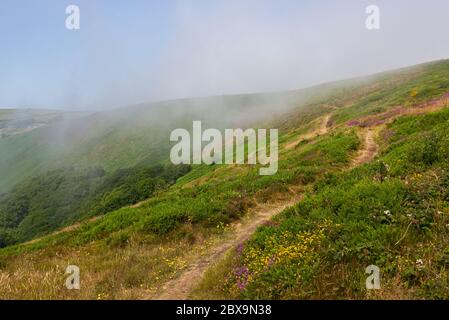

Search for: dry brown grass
xmin=0 ymin=181 xmax=300 ymax=300
xmin=0 ymin=236 xmax=203 ymax=299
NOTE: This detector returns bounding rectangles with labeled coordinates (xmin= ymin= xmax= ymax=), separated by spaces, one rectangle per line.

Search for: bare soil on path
xmin=152 ymin=195 xmax=302 ymax=300
xmin=150 ymin=110 xmax=387 ymax=300
xmin=17 ymin=99 xmax=448 ymax=300
xmin=284 ymin=114 xmax=332 ymax=150
xmin=151 ymin=113 xmax=338 ymax=300
xmin=351 ymin=128 xmax=380 ymax=168
xmin=23 ymin=109 xmax=384 ymax=300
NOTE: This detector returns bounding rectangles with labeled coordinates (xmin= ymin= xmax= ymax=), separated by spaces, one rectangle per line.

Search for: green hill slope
xmin=0 ymin=60 xmax=448 ymax=299
xmin=0 ymin=68 xmax=396 ymax=244
xmin=0 ymin=86 xmax=351 ymax=245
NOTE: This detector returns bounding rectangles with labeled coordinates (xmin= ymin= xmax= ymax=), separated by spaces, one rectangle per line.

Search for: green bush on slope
xmin=0 ymin=164 xmax=191 ymax=247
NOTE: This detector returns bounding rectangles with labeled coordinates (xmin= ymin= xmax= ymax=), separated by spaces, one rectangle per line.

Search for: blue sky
xmin=1 ymin=0 xmax=449 ymax=110
xmin=0 ymin=0 xmax=174 ymax=109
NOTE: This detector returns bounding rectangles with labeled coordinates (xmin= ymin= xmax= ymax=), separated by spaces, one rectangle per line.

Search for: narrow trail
xmin=151 ymin=113 xmax=336 ymax=300
xmin=26 ymin=109 xmax=381 ymax=300
xmin=21 ymin=113 xmax=332 ymax=250
xmin=18 ymin=98 xmax=445 ymax=299
xmin=284 ymin=114 xmax=331 ymax=150
xmin=152 ymin=194 xmax=302 ymax=300
xmin=350 ymin=128 xmax=380 ymax=168
xmin=150 ymin=111 xmax=383 ymax=300
xmin=346 ymin=94 xmax=449 ymax=168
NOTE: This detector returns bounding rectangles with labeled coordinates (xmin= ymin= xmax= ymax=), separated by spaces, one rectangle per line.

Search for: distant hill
xmin=0 ymin=77 xmax=368 ymax=194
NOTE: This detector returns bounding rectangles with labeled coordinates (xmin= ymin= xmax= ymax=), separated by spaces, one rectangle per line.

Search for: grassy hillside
xmin=0 ymin=164 xmax=191 ymax=246
xmin=0 ymin=109 xmax=90 ymax=193
xmin=0 ymin=66 xmax=398 ymax=244
xmin=196 ymin=107 xmax=449 ymax=299
xmin=0 ymin=85 xmax=354 ymax=245
xmin=0 ymin=92 xmax=315 ymax=194
xmin=0 ymin=60 xmax=448 ymax=299
xmin=2 ymin=61 xmax=436 ymax=194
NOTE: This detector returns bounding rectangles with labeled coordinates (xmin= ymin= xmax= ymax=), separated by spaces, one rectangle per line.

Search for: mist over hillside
xmin=1 ymin=58 xmax=449 ymax=300
xmin=0 ymin=76 xmax=357 ymax=194
xmin=0 ymin=59 xmax=448 ymax=244
xmin=4 ymin=0 xmax=449 ymax=306
xmin=1 ymin=58 xmax=436 ymax=194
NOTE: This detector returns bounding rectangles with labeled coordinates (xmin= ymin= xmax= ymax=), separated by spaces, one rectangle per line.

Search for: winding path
xmin=152 ymin=195 xmax=302 ymax=300
xmin=150 ymin=112 xmax=381 ymax=300
xmin=351 ymin=128 xmax=379 ymax=168
xmin=284 ymin=114 xmax=332 ymax=150
xmin=152 ymin=114 xmax=334 ymax=299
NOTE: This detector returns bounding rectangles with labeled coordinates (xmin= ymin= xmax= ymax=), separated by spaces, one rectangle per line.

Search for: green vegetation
xmin=198 ymin=108 xmax=449 ymax=299
xmin=0 ymin=164 xmax=191 ymax=247
xmin=0 ymin=91 xmax=324 ymax=194
xmin=0 ymin=60 xmax=448 ymax=300
xmin=332 ymin=60 xmax=449 ymax=123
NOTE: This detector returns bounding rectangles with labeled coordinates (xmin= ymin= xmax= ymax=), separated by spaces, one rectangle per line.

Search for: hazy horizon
xmin=2 ymin=0 xmax=449 ymax=110
xmin=1 ymin=57 xmax=446 ymax=112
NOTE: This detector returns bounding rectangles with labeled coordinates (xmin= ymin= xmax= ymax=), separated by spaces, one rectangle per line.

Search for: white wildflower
xmin=416 ymin=259 xmax=424 ymax=270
